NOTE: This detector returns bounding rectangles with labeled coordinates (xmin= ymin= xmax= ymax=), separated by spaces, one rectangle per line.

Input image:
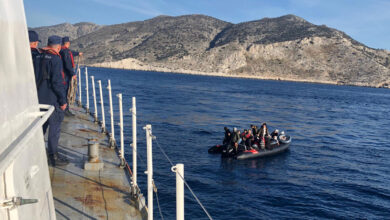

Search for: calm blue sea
xmin=83 ymin=67 xmax=390 ymax=219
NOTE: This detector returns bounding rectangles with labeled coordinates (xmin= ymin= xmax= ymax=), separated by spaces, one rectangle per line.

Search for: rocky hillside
xmin=32 ymin=14 xmax=390 ymax=88
xmin=30 ymin=22 xmax=101 ymax=46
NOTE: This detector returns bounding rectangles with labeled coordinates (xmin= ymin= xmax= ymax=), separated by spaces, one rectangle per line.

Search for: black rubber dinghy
xmin=208 ymin=144 xmax=226 ymax=154
xmin=236 ymin=135 xmax=292 ymax=160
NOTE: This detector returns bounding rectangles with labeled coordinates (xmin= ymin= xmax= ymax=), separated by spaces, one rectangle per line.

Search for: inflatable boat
xmin=218 ymin=134 xmax=292 ymax=159
xmin=236 ymin=135 xmax=291 ymax=160
xmin=208 ymin=144 xmax=226 ymax=154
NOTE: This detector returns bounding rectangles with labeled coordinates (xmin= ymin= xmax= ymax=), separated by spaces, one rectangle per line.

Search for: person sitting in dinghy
xmin=223 ymin=127 xmax=231 ymax=145
xmin=259 ymin=123 xmax=271 ymax=149
xmin=251 ymin=125 xmax=258 ymax=136
xmin=271 ymin=129 xmax=279 ymax=139
xmin=230 ymin=128 xmax=241 ymax=146
xmin=244 ymin=129 xmax=254 ymax=150
xmin=270 ymin=129 xmax=280 ymax=146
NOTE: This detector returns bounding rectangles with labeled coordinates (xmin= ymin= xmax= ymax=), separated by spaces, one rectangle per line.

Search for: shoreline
xmin=89 ymin=63 xmax=390 ymax=89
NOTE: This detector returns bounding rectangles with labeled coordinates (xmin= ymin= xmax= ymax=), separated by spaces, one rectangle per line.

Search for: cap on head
xmin=48 ymin=35 xmax=62 ymax=46
xmin=62 ymin=36 xmax=70 ymax=45
xmin=275 ymin=129 xmax=279 ymax=133
xmin=28 ymin=30 xmax=41 ymax=42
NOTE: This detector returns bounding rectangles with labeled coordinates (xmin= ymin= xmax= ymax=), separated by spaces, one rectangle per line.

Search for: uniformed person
xmin=60 ymin=36 xmax=83 ymax=116
xmin=28 ymin=30 xmax=41 ymax=83
xmin=37 ymin=35 xmax=69 ymax=166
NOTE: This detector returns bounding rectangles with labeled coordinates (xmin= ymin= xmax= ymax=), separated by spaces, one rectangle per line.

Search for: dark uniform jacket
xmin=60 ymin=46 xmax=79 ymax=80
xmin=31 ymin=47 xmax=41 ymax=82
xmin=36 ymin=48 xmax=67 ymax=107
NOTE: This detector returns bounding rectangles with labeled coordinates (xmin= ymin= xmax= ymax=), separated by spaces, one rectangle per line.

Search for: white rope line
xmin=153 ymin=134 xmax=213 ymax=220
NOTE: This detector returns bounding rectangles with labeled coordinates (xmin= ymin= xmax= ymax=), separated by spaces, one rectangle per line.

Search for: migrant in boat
xmin=208 ymin=123 xmax=292 ymax=160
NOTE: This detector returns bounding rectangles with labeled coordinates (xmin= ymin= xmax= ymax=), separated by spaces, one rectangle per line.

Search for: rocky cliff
xmin=30 ymin=22 xmax=101 ymax=46
xmin=31 ymin=14 xmax=390 ymax=88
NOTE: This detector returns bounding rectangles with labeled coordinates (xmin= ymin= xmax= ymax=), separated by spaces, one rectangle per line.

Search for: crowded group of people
xmin=29 ymin=30 xmax=83 ymax=166
xmin=223 ymin=123 xmax=282 ymax=151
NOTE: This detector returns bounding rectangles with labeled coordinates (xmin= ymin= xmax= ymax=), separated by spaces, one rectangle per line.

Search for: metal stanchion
xmin=131 ymin=97 xmax=137 ymax=189
xmin=91 ymin=76 xmax=98 ymax=123
xmin=144 ymin=124 xmax=153 ymax=220
xmin=172 ymin=164 xmax=184 ymax=220
xmin=98 ymin=80 xmax=106 ymax=133
xmin=85 ymin=67 xmax=89 ymax=113
xmin=117 ymin=93 xmax=125 ymax=168
xmin=107 ymin=80 xmax=116 ymax=149
xmin=78 ymin=68 xmax=82 ymax=106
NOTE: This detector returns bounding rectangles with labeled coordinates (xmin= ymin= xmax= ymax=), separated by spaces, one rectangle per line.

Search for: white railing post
xmin=117 ymin=93 xmax=125 ymax=168
xmin=131 ymin=97 xmax=137 ymax=188
xmin=91 ymin=76 xmax=98 ymax=123
xmin=144 ymin=124 xmax=153 ymax=220
xmin=78 ymin=68 xmax=82 ymax=106
xmin=98 ymin=80 xmax=106 ymax=133
xmin=85 ymin=67 xmax=89 ymax=113
xmin=107 ymin=80 xmax=116 ymax=148
xmin=172 ymin=164 xmax=184 ymax=220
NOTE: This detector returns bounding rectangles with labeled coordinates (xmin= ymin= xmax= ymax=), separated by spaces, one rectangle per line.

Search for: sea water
xmin=84 ymin=67 xmax=390 ymax=219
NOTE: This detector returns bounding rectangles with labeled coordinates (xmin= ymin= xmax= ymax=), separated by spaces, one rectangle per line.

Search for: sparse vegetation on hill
xmin=31 ymin=14 xmax=390 ymax=88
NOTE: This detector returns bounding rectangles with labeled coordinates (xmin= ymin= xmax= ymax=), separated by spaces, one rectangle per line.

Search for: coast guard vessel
xmin=0 ymin=0 xmax=145 ymax=219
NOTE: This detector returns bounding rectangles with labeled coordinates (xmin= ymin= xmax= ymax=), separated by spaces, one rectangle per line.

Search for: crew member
xmin=60 ymin=36 xmax=83 ymax=116
xmin=28 ymin=30 xmax=41 ymax=82
xmin=38 ymin=35 xmax=69 ymax=166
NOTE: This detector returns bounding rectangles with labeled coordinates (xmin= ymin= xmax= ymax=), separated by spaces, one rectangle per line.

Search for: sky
xmin=24 ymin=0 xmax=390 ymax=50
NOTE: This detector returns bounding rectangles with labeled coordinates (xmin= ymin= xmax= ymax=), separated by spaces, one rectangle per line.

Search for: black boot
xmin=49 ymin=153 xmax=69 ymax=166
xmin=65 ymin=109 xmax=75 ymax=117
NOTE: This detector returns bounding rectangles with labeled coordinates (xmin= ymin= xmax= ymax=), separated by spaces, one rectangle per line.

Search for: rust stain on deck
xmin=51 ymin=105 xmax=143 ymax=220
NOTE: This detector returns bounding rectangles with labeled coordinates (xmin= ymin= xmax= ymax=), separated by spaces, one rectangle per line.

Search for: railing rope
xmin=107 ymin=80 xmax=116 ymax=148
xmin=97 ymin=80 xmax=106 ymax=133
xmin=131 ymin=97 xmax=137 ymax=188
xmin=154 ymin=138 xmax=213 ymax=220
xmin=85 ymin=67 xmax=89 ymax=113
xmin=91 ymin=76 xmax=98 ymax=123
xmin=117 ymin=93 xmax=125 ymax=168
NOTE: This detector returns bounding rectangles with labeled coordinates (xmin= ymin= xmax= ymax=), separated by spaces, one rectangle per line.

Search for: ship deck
xmin=49 ymin=105 xmax=143 ymax=220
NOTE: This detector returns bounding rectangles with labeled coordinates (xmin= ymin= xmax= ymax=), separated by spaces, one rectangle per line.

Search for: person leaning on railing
xmin=60 ymin=36 xmax=83 ymax=116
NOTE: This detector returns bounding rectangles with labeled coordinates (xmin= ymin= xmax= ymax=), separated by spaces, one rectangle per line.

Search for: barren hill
xmin=31 ymin=15 xmax=390 ymax=88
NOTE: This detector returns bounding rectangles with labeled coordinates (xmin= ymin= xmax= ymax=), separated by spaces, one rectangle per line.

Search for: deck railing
xmin=76 ymin=66 xmax=213 ymax=220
